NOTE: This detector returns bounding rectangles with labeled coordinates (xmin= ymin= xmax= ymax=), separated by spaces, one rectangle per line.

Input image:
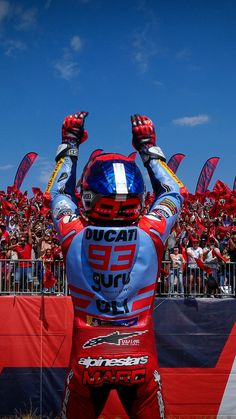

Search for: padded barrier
xmin=0 ymin=296 xmax=236 ymax=417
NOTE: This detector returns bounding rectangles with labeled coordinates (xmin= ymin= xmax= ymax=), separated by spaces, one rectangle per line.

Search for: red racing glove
xmin=131 ymin=114 xmax=156 ymax=150
xmin=62 ymin=111 xmax=89 ymax=145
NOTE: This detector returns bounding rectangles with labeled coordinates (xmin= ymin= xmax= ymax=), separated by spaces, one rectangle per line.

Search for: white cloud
xmin=132 ymin=28 xmax=158 ymax=74
xmin=0 ymin=0 xmax=10 ymax=22
xmin=172 ymin=114 xmax=210 ymax=127
xmin=0 ymin=3 xmax=37 ymax=58
xmin=0 ymin=2 xmax=38 ymax=31
xmin=2 ymin=39 xmax=26 ymax=56
xmin=36 ymin=157 xmax=54 ymax=184
xmin=176 ymin=48 xmax=191 ymax=60
xmin=133 ymin=50 xmax=148 ymax=73
xmin=45 ymin=0 xmax=52 ymax=9
xmin=0 ymin=164 xmax=14 ymax=170
xmin=54 ymin=55 xmax=79 ymax=80
xmin=54 ymin=36 xmax=83 ymax=81
xmin=70 ymin=35 xmax=82 ymax=52
xmin=153 ymin=80 xmax=165 ymax=88
xmin=14 ymin=7 xmax=37 ymax=31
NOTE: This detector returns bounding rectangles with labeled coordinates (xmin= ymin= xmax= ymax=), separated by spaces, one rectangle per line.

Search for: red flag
xmin=167 ymin=153 xmax=185 ymax=174
xmin=14 ymin=152 xmax=38 ymax=190
xmin=160 ymin=268 xmax=169 ymax=277
xmin=40 ymin=207 xmax=50 ymax=217
xmin=0 ymin=199 xmax=17 ymax=216
xmin=26 ymin=204 xmax=37 ymax=221
xmin=7 ymin=185 xmax=18 ymax=194
xmin=195 ymin=218 xmax=206 ymax=236
xmin=218 ymin=225 xmax=232 ymax=236
xmin=181 ymin=247 xmax=188 ymax=263
xmin=43 ymin=269 xmax=56 ymax=288
xmin=18 ymin=194 xmax=28 ymax=207
xmin=212 ymin=248 xmax=228 ymax=263
xmin=195 ymin=157 xmax=220 ymax=194
xmin=195 ymin=258 xmax=212 ymax=274
xmin=213 ymin=179 xmax=231 ymax=195
xmin=224 ymin=198 xmax=236 ymax=215
xmin=32 ymin=187 xmax=43 ymax=196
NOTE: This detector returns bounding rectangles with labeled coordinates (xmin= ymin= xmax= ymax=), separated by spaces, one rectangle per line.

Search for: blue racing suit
xmin=46 ymin=148 xmax=184 ymax=419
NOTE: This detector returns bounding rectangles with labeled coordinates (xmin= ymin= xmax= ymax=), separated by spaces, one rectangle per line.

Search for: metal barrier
xmin=0 ymin=259 xmax=235 ymax=297
xmin=0 ymin=259 xmax=67 ymax=295
xmin=157 ymin=261 xmax=236 ymax=298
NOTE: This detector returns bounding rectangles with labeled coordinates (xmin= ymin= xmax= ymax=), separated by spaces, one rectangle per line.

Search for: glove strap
xmin=55 ymin=144 xmax=78 ymax=162
xmin=139 ymin=145 xmax=166 ymax=164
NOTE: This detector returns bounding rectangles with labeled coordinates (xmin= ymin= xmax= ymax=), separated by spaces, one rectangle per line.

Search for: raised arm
xmin=45 ymin=111 xmax=88 ymax=233
xmin=131 ymin=114 xmax=185 ymax=244
xmin=28 ymin=225 xmax=32 ymax=246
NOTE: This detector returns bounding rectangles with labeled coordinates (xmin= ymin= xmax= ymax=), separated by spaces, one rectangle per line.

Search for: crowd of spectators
xmin=145 ymin=181 xmax=236 ymax=297
xmin=0 ymin=187 xmax=63 ymax=293
xmin=0 ymin=181 xmax=236 ymax=296
xmin=0 ymin=189 xmax=63 ymax=251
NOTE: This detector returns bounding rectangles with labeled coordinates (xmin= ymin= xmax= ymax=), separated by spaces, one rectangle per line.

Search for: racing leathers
xmin=45 ymin=114 xmax=185 ymax=419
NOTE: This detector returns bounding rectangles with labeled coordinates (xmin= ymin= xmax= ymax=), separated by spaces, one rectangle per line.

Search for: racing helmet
xmin=79 ymin=150 xmax=145 ymax=223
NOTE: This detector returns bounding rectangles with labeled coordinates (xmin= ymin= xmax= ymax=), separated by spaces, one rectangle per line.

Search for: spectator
xmin=169 ymin=246 xmax=185 ymax=297
xmin=9 ymin=227 xmax=33 ymax=293
xmin=228 ymin=232 xmax=236 ymax=261
xmin=0 ymin=223 xmax=10 ymax=244
xmin=6 ymin=214 xmax=18 ymax=234
xmin=7 ymin=236 xmax=18 ymax=292
xmin=52 ymin=241 xmax=64 ymax=293
xmin=222 ymin=213 xmax=231 ymax=227
xmin=36 ymin=231 xmax=52 ymax=259
xmin=228 ymin=232 xmax=236 ymax=296
xmin=187 ymin=238 xmax=204 ymax=295
xmin=165 ymin=228 xmax=178 ymax=258
xmin=42 ymin=248 xmax=56 ymax=294
xmin=203 ymin=238 xmax=220 ymax=297
xmin=0 ymin=238 xmax=11 ymax=292
xmin=41 ymin=232 xmax=53 ymax=256
xmin=179 ymin=236 xmax=190 ymax=260
xmin=219 ymin=247 xmax=231 ymax=295
xmin=219 ymin=231 xmax=231 ymax=253
xmin=178 ymin=221 xmax=188 ymax=244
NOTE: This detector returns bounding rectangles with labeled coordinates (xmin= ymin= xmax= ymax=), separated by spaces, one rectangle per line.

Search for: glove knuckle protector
xmin=131 ymin=114 xmax=166 ymax=164
xmin=61 ymin=111 xmax=88 ymax=144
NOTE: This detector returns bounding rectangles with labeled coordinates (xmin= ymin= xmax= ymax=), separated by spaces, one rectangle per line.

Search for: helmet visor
xmin=83 ymin=195 xmax=143 ymax=222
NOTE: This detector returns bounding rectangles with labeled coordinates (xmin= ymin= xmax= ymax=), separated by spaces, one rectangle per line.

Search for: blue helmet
xmin=80 ymin=150 xmax=145 ymax=223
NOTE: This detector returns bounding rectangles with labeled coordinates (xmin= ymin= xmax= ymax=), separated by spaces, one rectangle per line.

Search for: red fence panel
xmin=0 ymin=296 xmax=236 ymax=417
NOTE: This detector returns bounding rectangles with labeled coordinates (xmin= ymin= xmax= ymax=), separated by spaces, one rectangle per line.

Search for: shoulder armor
xmin=59 ymin=215 xmax=86 ymax=238
xmin=139 ymin=212 xmax=167 ymax=236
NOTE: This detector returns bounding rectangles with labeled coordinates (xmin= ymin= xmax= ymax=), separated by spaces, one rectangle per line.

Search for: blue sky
xmin=0 ymin=0 xmax=235 ymax=194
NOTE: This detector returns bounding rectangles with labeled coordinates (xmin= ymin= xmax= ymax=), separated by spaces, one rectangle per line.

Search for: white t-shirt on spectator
xmin=187 ymin=247 xmax=203 ymax=268
xmin=203 ymin=247 xmax=218 ymax=267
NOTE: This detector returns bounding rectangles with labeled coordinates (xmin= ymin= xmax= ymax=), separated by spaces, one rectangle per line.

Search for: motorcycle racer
xmin=45 ymin=112 xmax=185 ymax=419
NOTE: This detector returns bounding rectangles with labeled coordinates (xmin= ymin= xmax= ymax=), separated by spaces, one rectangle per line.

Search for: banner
xmin=233 ymin=177 xmax=236 ymax=192
xmin=167 ymin=153 xmax=185 ymax=173
xmin=13 ymin=152 xmax=38 ymax=190
xmin=195 ymin=157 xmax=220 ymax=194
